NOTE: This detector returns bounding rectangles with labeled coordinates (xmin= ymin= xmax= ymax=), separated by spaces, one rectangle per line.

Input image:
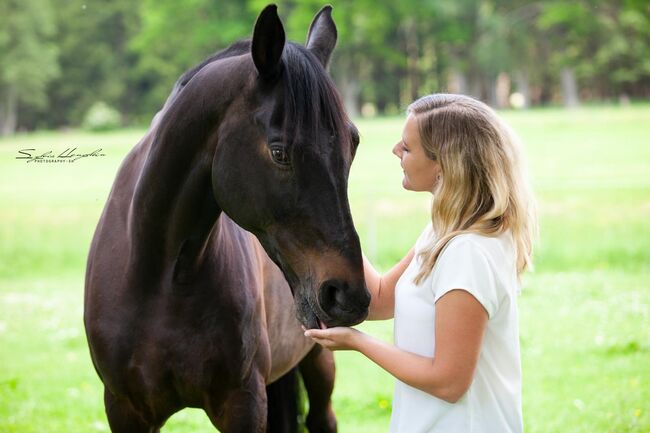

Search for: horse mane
xmin=280 ymin=43 xmax=351 ymax=145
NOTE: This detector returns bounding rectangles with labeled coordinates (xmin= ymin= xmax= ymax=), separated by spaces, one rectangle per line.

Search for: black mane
xmin=279 ymin=43 xmax=350 ymax=145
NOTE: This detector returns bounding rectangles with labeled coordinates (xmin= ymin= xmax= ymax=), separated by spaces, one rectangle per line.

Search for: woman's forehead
xmin=403 ymin=114 xmax=421 ymax=141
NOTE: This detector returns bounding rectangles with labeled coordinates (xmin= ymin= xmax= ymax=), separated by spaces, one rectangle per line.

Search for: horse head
xmin=212 ymin=5 xmax=370 ymax=329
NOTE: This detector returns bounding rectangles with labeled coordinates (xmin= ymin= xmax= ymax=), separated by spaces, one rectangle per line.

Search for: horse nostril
xmin=319 ymin=279 xmax=351 ymax=313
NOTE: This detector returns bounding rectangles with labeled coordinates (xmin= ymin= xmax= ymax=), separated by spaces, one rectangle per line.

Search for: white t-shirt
xmin=390 ymin=224 xmax=523 ymax=433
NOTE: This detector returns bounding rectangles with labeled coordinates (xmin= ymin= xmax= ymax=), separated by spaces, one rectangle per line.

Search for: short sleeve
xmin=431 ymin=237 xmax=500 ymax=319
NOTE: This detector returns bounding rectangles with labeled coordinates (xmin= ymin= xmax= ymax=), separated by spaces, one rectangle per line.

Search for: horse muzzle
xmin=317 ymin=278 xmax=370 ymax=327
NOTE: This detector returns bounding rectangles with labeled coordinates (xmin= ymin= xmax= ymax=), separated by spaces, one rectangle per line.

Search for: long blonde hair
xmin=411 ymin=94 xmax=538 ymax=284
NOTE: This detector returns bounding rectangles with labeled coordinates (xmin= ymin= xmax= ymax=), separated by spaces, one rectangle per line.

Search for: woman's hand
xmin=303 ymin=326 xmax=365 ymax=351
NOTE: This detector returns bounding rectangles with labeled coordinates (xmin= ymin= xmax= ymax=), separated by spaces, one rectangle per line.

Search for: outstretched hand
xmin=303 ymin=326 xmax=364 ymax=351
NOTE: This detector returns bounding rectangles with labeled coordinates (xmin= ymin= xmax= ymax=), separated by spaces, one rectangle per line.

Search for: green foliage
xmin=1 ymin=105 xmax=649 ymax=432
xmin=595 ymin=5 xmax=650 ymax=92
xmin=538 ymin=0 xmax=650 ymax=96
xmin=129 ymin=0 xmax=255 ymax=116
xmin=0 ymin=0 xmax=59 ymax=107
xmin=5 ymin=0 xmax=650 ymax=132
xmin=43 ymin=0 xmax=140 ymax=127
xmin=0 ymin=0 xmax=59 ymax=134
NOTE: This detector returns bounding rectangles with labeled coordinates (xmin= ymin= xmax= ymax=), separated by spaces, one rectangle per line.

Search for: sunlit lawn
xmin=1 ymin=105 xmax=649 ymax=432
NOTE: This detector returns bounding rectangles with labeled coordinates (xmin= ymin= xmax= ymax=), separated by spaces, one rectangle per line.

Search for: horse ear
xmin=306 ymin=5 xmax=337 ymax=69
xmin=252 ymin=4 xmax=286 ymax=80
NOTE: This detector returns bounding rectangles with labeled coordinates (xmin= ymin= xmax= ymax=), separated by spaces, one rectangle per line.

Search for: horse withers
xmin=84 ymin=5 xmax=370 ymax=433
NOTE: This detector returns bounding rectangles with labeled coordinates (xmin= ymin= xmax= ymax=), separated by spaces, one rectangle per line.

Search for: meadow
xmin=0 ymin=105 xmax=649 ymax=432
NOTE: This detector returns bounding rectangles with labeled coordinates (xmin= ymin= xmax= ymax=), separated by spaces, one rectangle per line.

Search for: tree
xmin=591 ymin=0 xmax=650 ymax=99
xmin=4 ymin=0 xmax=650 ymax=132
xmin=0 ymin=0 xmax=59 ymax=135
xmin=130 ymin=0 xmax=255 ymax=119
xmin=46 ymin=0 xmax=139 ymax=127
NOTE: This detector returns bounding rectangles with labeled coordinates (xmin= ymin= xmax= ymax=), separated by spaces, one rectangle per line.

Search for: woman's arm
xmin=364 ymin=249 xmax=414 ymax=320
xmin=305 ymin=289 xmax=488 ymax=403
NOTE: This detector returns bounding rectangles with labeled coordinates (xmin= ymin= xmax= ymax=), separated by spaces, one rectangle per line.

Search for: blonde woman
xmin=305 ymin=93 xmax=537 ymax=433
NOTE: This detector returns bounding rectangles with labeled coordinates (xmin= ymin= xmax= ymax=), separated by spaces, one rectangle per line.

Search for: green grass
xmin=1 ymin=105 xmax=649 ymax=432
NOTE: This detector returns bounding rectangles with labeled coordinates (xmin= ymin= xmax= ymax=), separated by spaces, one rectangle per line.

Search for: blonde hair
xmin=410 ymin=94 xmax=538 ymax=284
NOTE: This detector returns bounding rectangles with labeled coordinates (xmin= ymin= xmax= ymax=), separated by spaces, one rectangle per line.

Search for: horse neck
xmin=127 ymin=58 xmax=249 ymax=282
xmin=126 ymin=127 xmax=221 ymax=283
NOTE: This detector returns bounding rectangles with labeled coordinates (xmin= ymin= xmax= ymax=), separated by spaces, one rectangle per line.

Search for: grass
xmin=1 ymin=104 xmax=649 ymax=432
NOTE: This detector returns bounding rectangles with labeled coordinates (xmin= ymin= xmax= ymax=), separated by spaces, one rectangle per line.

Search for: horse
xmin=83 ymin=5 xmax=370 ymax=433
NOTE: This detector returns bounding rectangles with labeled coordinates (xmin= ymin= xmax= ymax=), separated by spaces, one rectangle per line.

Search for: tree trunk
xmin=373 ymin=59 xmax=388 ymax=114
xmin=403 ymin=19 xmax=420 ymax=102
xmin=495 ymin=72 xmax=511 ymax=109
xmin=561 ymin=67 xmax=580 ymax=108
xmin=448 ymin=69 xmax=468 ymax=94
xmin=514 ymin=71 xmax=531 ymax=108
xmin=334 ymin=54 xmax=359 ymax=118
xmin=0 ymin=86 xmax=18 ymax=136
xmin=468 ymin=69 xmax=482 ymax=100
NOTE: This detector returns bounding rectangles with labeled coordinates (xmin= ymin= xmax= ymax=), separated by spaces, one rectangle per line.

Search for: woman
xmin=305 ymin=93 xmax=537 ymax=433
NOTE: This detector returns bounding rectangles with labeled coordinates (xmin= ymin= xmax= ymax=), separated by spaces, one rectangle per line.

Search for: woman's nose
xmin=392 ymin=142 xmax=401 ymax=157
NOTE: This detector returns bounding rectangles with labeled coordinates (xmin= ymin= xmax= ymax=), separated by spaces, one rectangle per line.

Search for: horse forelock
xmin=279 ymin=43 xmax=350 ymax=148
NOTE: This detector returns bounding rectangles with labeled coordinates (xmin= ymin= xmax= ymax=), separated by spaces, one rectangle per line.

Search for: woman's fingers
xmin=304 ymin=329 xmax=338 ymax=349
xmin=304 ymin=328 xmax=330 ymax=338
xmin=304 ymin=327 xmax=362 ymax=351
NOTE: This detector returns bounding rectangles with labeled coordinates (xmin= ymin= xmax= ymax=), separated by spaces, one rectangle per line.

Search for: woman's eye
xmin=271 ymin=147 xmax=290 ymax=165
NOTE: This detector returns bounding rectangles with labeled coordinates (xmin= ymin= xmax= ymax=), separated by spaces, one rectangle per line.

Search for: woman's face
xmin=392 ymin=114 xmax=441 ymax=192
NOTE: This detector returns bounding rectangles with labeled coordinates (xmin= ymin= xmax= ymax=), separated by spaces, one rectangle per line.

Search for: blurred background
xmin=1 ymin=0 xmax=649 ymax=134
xmin=0 ymin=1 xmax=649 ymax=432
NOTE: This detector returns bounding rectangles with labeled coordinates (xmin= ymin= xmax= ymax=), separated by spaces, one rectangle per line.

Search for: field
xmin=1 ymin=105 xmax=649 ymax=432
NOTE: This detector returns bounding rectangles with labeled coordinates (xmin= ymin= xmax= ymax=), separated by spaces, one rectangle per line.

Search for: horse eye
xmin=270 ymin=146 xmax=290 ymax=165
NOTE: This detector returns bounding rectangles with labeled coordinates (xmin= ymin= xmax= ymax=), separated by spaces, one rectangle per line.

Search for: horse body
xmin=85 ymin=5 xmax=367 ymax=433
xmin=85 ymin=82 xmax=313 ymax=430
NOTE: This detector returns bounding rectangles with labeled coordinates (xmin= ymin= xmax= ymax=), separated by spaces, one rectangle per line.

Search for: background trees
xmin=0 ymin=0 xmax=59 ymax=135
xmin=1 ymin=0 xmax=648 ymax=134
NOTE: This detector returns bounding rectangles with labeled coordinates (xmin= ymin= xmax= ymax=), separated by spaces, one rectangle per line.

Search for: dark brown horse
xmin=84 ymin=5 xmax=370 ymax=433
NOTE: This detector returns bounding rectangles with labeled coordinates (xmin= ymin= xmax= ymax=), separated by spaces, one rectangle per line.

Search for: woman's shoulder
xmin=448 ymin=231 xmax=502 ymax=246
xmin=442 ymin=231 xmax=515 ymax=268
xmin=432 ymin=231 xmax=519 ymax=304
